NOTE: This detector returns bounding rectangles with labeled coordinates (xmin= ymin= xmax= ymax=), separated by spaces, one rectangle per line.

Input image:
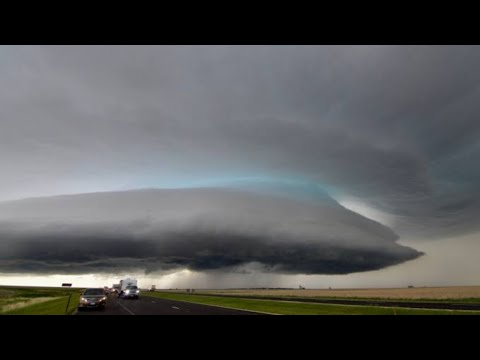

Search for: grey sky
xmin=1 ymin=45 xmax=480 ymax=284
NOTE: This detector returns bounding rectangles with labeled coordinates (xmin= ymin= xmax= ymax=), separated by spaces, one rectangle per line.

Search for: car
xmin=120 ymin=285 xmax=140 ymax=299
xmin=78 ymin=288 xmax=107 ymax=310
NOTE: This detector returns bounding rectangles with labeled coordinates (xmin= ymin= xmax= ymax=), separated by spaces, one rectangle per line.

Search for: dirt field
xmin=199 ymin=286 xmax=480 ymax=300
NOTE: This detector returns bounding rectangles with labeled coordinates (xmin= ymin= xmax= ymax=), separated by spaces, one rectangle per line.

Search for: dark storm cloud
xmin=0 ymin=190 xmax=421 ymax=275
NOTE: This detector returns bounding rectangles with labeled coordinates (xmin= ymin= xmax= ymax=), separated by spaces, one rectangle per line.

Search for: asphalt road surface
xmin=76 ymin=294 xmax=259 ymax=315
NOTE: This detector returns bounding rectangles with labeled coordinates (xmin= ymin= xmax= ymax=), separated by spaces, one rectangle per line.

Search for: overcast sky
xmin=1 ymin=45 xmax=480 ymax=288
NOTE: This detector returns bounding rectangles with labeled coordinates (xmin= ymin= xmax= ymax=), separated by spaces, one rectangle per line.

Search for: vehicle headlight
xmin=126 ymin=290 xmax=130 ymax=294
xmin=81 ymin=297 xmax=86 ymax=302
xmin=136 ymin=290 xmax=140 ymax=294
xmin=102 ymin=296 xmax=107 ymax=300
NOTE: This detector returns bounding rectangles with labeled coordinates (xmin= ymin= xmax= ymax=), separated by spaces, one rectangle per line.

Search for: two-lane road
xmin=76 ymin=294 xmax=259 ymax=315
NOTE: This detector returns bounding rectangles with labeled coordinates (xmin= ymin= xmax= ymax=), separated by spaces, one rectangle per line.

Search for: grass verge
xmin=1 ymin=286 xmax=81 ymax=315
xmin=3 ymin=293 xmax=80 ymax=315
xmin=143 ymin=292 xmax=480 ymax=315
xmin=196 ymin=292 xmax=480 ymax=304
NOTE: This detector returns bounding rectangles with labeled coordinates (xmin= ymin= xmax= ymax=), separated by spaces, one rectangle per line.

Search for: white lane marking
xmin=114 ymin=299 xmax=135 ymax=315
xmin=172 ymin=306 xmax=180 ymax=310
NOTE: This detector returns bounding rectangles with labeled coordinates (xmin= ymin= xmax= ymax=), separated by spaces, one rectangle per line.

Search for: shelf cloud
xmin=0 ymin=189 xmax=421 ymax=275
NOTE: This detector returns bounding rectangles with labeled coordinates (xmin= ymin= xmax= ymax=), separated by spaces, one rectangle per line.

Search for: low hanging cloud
xmin=0 ymin=189 xmax=421 ymax=275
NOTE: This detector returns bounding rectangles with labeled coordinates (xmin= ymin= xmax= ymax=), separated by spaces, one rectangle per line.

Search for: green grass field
xmin=143 ymin=292 xmax=480 ymax=315
xmin=201 ymin=294 xmax=480 ymax=304
xmin=0 ymin=286 xmax=81 ymax=315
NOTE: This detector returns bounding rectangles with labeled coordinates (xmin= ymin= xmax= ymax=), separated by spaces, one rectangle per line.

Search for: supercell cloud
xmin=1 ymin=45 xmax=480 ymax=277
xmin=0 ymin=189 xmax=420 ymax=275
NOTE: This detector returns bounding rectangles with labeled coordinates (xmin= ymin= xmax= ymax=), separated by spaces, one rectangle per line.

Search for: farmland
xmin=196 ymin=286 xmax=480 ymax=302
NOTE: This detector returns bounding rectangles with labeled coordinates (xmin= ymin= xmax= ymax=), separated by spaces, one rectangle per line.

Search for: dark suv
xmin=78 ymin=288 xmax=107 ymax=310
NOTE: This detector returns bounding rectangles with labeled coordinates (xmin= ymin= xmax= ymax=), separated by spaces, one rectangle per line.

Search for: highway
xmin=76 ymin=294 xmax=259 ymax=315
